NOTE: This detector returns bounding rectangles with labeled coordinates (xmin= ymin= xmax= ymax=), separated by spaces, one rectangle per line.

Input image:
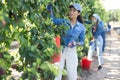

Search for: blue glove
xmin=46 ymin=4 xmax=52 ymax=12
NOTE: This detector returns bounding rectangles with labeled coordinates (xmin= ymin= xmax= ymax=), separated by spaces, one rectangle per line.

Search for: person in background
xmin=87 ymin=14 xmax=105 ymax=70
xmin=107 ymin=22 xmax=111 ymax=34
xmin=47 ymin=3 xmax=86 ymax=80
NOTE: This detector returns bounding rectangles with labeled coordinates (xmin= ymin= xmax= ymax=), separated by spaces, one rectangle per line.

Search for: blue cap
xmin=92 ymin=14 xmax=101 ymax=21
xmin=69 ymin=3 xmax=82 ymax=12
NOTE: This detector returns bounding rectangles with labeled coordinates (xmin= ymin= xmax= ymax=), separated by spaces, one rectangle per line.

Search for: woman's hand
xmin=68 ymin=41 xmax=76 ymax=47
xmin=68 ymin=42 xmax=73 ymax=47
xmin=46 ymin=4 xmax=52 ymax=13
xmin=68 ymin=41 xmax=80 ymax=47
xmin=91 ymin=36 xmax=94 ymax=40
xmin=93 ymin=27 xmax=96 ymax=32
xmin=91 ymin=38 xmax=95 ymax=42
xmin=89 ymin=38 xmax=95 ymax=46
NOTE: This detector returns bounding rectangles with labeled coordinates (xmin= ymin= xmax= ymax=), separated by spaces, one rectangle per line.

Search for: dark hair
xmin=94 ymin=20 xmax=99 ymax=30
xmin=77 ymin=12 xmax=83 ymax=23
xmin=69 ymin=6 xmax=83 ymax=23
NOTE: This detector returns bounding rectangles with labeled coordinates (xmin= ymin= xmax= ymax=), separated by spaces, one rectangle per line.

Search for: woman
xmin=47 ymin=3 xmax=86 ymax=80
xmin=87 ymin=14 xmax=105 ymax=70
xmin=107 ymin=22 xmax=111 ymax=34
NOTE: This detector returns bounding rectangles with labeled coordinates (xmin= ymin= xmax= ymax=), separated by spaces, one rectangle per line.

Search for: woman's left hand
xmin=68 ymin=41 xmax=80 ymax=47
xmin=73 ymin=41 xmax=81 ymax=46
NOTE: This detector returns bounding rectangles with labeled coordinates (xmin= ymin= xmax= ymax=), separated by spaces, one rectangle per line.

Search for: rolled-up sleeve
xmin=84 ymin=20 xmax=92 ymax=24
xmin=50 ymin=12 xmax=66 ymax=25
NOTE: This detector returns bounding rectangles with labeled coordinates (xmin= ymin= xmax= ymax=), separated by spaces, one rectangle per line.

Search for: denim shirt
xmin=92 ymin=21 xmax=105 ymax=38
xmin=51 ymin=14 xmax=86 ymax=47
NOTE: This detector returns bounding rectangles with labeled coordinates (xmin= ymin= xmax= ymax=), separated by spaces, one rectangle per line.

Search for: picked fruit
xmin=0 ymin=68 xmax=5 ymax=76
xmin=1 ymin=20 xmax=6 ymax=26
xmin=12 ymin=64 xmax=18 ymax=69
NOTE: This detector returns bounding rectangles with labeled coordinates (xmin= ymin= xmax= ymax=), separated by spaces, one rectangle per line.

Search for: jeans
xmin=101 ymin=31 xmax=106 ymax=52
xmin=54 ymin=47 xmax=78 ymax=80
xmin=87 ymin=35 xmax=103 ymax=65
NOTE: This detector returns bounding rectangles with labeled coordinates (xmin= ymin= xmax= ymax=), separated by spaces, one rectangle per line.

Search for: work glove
xmin=46 ymin=4 xmax=53 ymax=12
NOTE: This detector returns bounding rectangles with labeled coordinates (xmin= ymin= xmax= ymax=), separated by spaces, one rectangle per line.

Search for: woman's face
xmin=91 ymin=16 xmax=97 ymax=23
xmin=69 ymin=7 xmax=80 ymax=19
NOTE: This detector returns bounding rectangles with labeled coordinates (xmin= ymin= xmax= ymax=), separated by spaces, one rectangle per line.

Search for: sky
xmin=103 ymin=0 xmax=120 ymax=10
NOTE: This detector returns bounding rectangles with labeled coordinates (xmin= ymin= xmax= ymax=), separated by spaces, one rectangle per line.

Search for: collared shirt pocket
xmin=72 ymin=29 xmax=81 ymax=39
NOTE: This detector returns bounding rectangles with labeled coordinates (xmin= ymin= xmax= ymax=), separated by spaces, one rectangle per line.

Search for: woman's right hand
xmin=93 ymin=27 xmax=96 ymax=32
xmin=91 ymin=39 xmax=95 ymax=42
xmin=91 ymin=36 xmax=94 ymax=40
xmin=89 ymin=38 xmax=95 ymax=46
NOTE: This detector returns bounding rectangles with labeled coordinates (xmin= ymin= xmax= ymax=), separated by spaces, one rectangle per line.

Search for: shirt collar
xmin=67 ymin=20 xmax=80 ymax=27
xmin=75 ymin=20 xmax=80 ymax=26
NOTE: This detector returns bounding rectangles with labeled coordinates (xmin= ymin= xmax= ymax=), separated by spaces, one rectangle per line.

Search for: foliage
xmin=109 ymin=9 xmax=120 ymax=22
xmin=0 ymin=0 xmax=107 ymax=79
